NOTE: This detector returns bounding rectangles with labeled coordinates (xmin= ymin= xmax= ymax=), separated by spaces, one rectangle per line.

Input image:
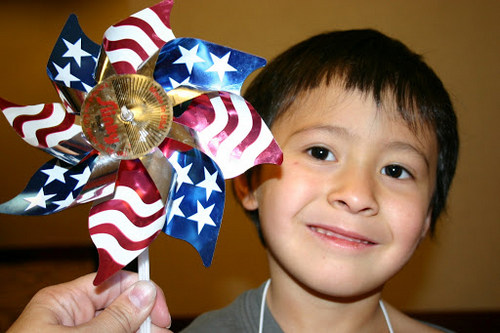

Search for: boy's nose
xmin=326 ymin=166 xmax=379 ymax=216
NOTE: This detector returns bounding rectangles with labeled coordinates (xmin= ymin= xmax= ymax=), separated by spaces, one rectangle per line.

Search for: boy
xmin=182 ymin=29 xmax=458 ymax=332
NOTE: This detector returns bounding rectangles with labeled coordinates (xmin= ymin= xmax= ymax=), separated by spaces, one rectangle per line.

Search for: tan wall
xmin=0 ymin=0 xmax=498 ymax=316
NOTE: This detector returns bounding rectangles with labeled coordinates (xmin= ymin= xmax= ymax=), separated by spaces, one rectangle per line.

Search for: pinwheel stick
xmin=138 ymin=248 xmax=152 ymax=333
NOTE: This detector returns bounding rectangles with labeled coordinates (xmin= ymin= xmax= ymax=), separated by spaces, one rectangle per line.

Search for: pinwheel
xmin=0 ymin=0 xmax=282 ymax=288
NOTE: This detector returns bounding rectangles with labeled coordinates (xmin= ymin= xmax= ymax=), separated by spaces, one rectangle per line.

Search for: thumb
xmin=81 ymin=280 xmax=157 ymax=333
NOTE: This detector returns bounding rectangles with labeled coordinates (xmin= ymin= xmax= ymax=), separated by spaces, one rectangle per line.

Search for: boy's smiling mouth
xmin=308 ymin=225 xmax=377 ymax=247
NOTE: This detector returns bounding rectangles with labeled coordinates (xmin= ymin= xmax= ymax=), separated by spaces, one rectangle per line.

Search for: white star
xmin=168 ymin=153 xmax=194 ymax=191
xmin=167 ymin=195 xmax=185 ymax=225
xmin=70 ymin=166 xmax=91 ymax=190
xmin=169 ymin=76 xmax=191 ymax=89
xmin=52 ymin=192 xmax=75 ymax=211
xmin=41 ymin=163 xmax=67 ymax=185
xmin=187 ymin=201 xmax=216 ymax=234
xmin=24 ymin=188 xmax=56 ymax=210
xmin=206 ymin=52 xmax=237 ymax=81
xmin=62 ymin=38 xmax=92 ymax=67
xmin=53 ymin=62 xmax=79 ymax=87
xmin=196 ymin=168 xmax=222 ymax=201
xmin=173 ymin=44 xmax=205 ymax=74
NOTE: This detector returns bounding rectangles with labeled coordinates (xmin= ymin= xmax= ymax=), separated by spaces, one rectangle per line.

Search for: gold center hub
xmin=81 ymin=74 xmax=173 ymax=160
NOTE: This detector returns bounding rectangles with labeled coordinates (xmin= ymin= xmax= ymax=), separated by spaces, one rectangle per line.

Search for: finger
xmin=149 ymin=281 xmax=171 ymax=329
xmin=78 ymin=280 xmax=157 ymax=333
xmin=89 ymin=271 xmax=171 ymax=328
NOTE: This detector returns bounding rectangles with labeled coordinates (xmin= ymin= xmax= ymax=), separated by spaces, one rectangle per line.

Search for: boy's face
xmin=239 ymin=84 xmax=438 ymax=297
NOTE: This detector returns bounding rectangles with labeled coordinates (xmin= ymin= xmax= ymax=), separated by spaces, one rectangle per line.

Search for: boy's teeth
xmin=311 ymin=226 xmax=370 ymax=244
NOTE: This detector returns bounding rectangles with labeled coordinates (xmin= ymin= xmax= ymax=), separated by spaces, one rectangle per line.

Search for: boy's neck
xmin=266 ymin=257 xmax=388 ymax=333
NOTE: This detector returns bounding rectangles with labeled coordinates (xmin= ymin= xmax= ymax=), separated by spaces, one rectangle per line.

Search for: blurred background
xmin=0 ymin=0 xmax=498 ymax=331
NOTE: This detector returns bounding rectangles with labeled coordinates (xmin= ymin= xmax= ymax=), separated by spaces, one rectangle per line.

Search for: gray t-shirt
xmin=181 ymin=282 xmax=281 ymax=332
xmin=180 ymin=281 xmax=455 ymax=333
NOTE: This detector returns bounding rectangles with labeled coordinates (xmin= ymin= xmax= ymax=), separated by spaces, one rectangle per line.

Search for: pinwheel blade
xmin=47 ymin=14 xmax=100 ymax=94
xmin=154 ymin=38 xmax=266 ymax=94
xmin=75 ymin=154 xmax=120 ymax=204
xmin=173 ymin=91 xmax=283 ymax=178
xmin=102 ymin=0 xmax=175 ymax=75
xmin=0 ymin=153 xmax=97 ymax=215
xmin=90 ymin=159 xmax=166 ymax=285
xmin=0 ymin=98 xmax=92 ymax=165
xmin=140 ymin=148 xmax=174 ymax=203
xmin=162 ymin=145 xmax=225 ymax=267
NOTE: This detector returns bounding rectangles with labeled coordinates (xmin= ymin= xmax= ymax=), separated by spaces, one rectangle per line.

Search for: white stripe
xmin=238 ymin=120 xmax=275 ymax=164
xmin=105 ymin=49 xmax=144 ymax=70
xmin=219 ymin=126 xmax=274 ymax=179
xmin=89 ymin=209 xmax=165 ymax=241
xmin=10 ymin=104 xmax=67 ymax=147
xmin=45 ymin=124 xmax=82 ymax=147
xmin=213 ymin=94 xmax=253 ymax=162
xmin=131 ymin=8 xmax=175 ymax=42
xmin=2 ymin=104 xmax=45 ymax=124
xmin=197 ymin=95 xmax=228 ymax=142
xmin=105 ymin=25 xmax=159 ymax=55
xmin=23 ymin=108 xmax=67 ymax=146
xmin=113 ymin=185 xmax=164 ymax=216
xmin=91 ymin=233 xmax=146 ymax=266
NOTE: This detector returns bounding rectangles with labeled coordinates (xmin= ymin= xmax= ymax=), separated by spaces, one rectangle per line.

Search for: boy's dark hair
xmin=240 ymin=29 xmax=459 ymax=235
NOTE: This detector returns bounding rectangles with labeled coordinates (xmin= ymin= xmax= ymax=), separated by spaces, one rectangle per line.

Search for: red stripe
xmin=116 ymin=160 xmax=162 ymax=204
xmin=110 ymin=61 xmax=137 ymax=75
xmin=233 ymin=102 xmax=262 ymax=159
xmin=149 ymin=0 xmax=173 ymax=27
xmin=203 ymin=92 xmax=240 ymax=156
xmin=112 ymin=17 xmax=167 ymax=48
xmin=89 ymin=223 xmax=160 ymax=251
xmin=93 ymin=248 xmax=124 ymax=285
xmin=174 ymin=94 xmax=215 ymax=131
xmin=158 ymin=138 xmax=193 ymax=158
xmin=12 ymin=104 xmax=54 ymax=139
xmin=36 ymin=112 xmax=76 ymax=148
xmin=103 ymin=37 xmax=150 ymax=60
xmin=254 ymin=139 xmax=283 ymax=166
xmin=219 ymin=92 xmax=239 ymax=138
xmin=89 ymin=199 xmax=164 ymax=227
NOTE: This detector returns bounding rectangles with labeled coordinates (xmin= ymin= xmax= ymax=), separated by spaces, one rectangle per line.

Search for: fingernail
xmin=129 ymin=281 xmax=156 ymax=309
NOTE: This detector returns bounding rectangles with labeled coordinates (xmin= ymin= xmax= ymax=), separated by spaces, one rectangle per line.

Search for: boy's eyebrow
xmin=291 ymin=125 xmax=353 ymax=138
xmin=385 ymin=141 xmax=431 ymax=169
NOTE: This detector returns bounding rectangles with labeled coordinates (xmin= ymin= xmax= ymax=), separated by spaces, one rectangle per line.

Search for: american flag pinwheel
xmin=0 ymin=0 xmax=282 ymax=286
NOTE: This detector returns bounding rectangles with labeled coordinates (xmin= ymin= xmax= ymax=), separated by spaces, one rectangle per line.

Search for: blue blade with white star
xmin=0 ymin=154 xmax=97 ymax=215
xmin=46 ymin=14 xmax=100 ymax=93
xmin=163 ymin=148 xmax=225 ymax=267
xmin=154 ymin=37 xmax=266 ymax=95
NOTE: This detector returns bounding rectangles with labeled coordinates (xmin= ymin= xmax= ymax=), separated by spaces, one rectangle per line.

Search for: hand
xmin=7 ymin=271 xmax=172 ymax=332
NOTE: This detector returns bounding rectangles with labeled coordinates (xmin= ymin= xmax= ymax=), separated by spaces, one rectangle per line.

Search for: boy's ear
xmin=233 ymin=174 xmax=259 ymax=210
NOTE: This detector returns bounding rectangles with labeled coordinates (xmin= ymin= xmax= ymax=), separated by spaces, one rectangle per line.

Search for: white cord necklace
xmin=379 ymin=298 xmax=394 ymax=333
xmin=258 ymin=279 xmax=394 ymax=333
xmin=258 ymin=279 xmax=271 ymax=333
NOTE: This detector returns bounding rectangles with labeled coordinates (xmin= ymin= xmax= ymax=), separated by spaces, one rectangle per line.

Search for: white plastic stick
xmin=138 ymin=248 xmax=151 ymax=333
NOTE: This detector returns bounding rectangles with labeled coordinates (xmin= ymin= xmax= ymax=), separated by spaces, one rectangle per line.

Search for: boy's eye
xmin=381 ymin=165 xmax=412 ymax=179
xmin=307 ymin=146 xmax=335 ymax=161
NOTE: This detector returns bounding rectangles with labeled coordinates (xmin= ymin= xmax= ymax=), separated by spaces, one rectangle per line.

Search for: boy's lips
xmin=308 ymin=224 xmax=377 ymax=246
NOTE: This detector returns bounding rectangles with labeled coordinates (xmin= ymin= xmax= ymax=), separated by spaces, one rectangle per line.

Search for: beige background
xmin=0 ymin=0 xmax=498 ymax=317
